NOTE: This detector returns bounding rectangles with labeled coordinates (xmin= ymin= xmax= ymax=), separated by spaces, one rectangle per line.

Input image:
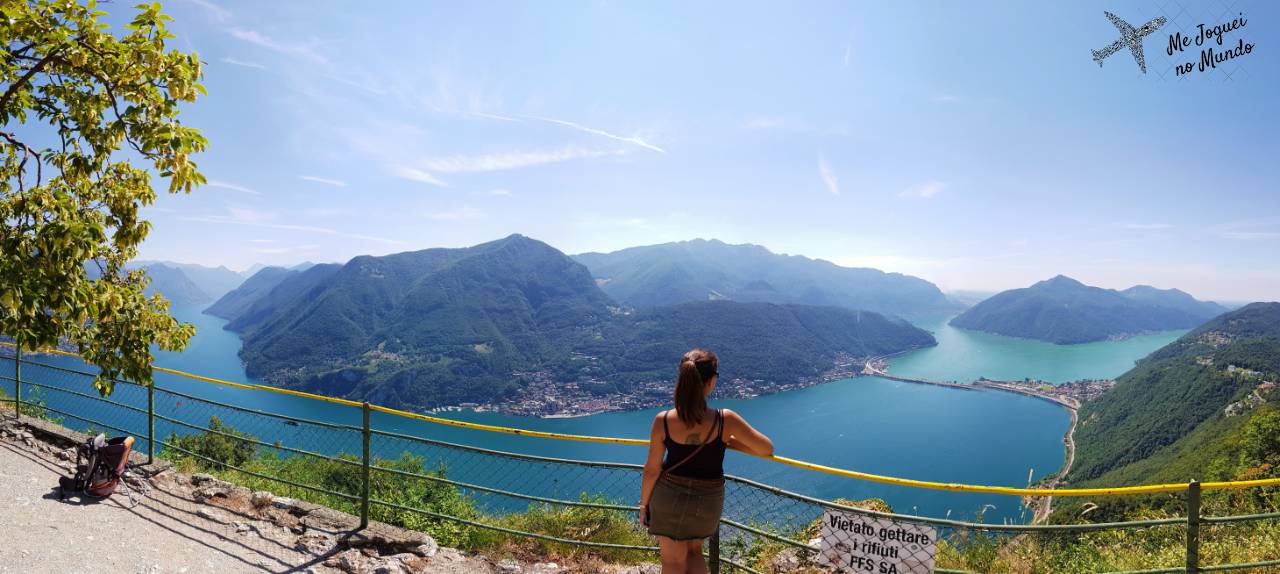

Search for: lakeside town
xmin=463 ymin=352 xmax=873 ymax=417
xmin=457 ymin=351 xmax=1118 ymax=418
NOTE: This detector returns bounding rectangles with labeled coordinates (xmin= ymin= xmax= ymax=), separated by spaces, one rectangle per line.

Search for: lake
xmin=5 ymin=306 xmax=1185 ymax=524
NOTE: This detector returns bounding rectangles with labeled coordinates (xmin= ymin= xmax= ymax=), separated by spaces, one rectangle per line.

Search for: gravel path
xmin=0 ymin=424 xmax=633 ymax=574
xmin=0 ymin=440 xmax=281 ymax=573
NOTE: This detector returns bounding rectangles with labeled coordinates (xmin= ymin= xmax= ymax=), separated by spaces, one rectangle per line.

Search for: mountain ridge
xmin=217 ymin=234 xmax=936 ymax=411
xmin=950 ymin=275 xmax=1226 ymax=344
xmin=1067 ymin=302 xmax=1280 ymax=511
xmin=572 ymin=238 xmax=959 ymax=318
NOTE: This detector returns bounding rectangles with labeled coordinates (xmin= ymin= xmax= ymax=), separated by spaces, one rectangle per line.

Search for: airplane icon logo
xmin=1092 ymin=11 xmax=1167 ymax=73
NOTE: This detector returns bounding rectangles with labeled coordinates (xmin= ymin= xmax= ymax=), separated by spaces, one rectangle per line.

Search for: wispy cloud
xmin=179 ymin=0 xmax=230 ymax=21
xmin=932 ymin=94 xmax=961 ymax=103
xmin=818 ymin=154 xmax=840 ymax=196
xmin=421 ymin=146 xmax=625 ymax=174
xmin=423 ymin=207 xmax=486 ymax=221
xmin=228 ymin=28 xmax=327 ymax=65
xmin=463 ymin=110 xmax=522 ymax=122
xmin=525 ymin=116 xmax=665 ymax=153
xmin=221 ymin=56 xmax=266 ymax=70
xmin=1221 ymin=231 xmax=1280 ymax=241
xmin=389 ymin=165 xmax=448 ymax=187
xmin=184 ymin=212 xmax=403 ymax=245
xmin=225 ymin=205 xmax=273 ymax=224
xmin=1213 ymin=217 xmax=1280 ymax=241
xmin=743 ymin=116 xmax=789 ymax=130
xmin=206 ymin=180 xmax=261 ymax=195
xmin=843 ymin=43 xmax=853 ymax=67
xmin=473 ymin=189 xmax=512 ymax=197
xmin=299 ymin=175 xmax=347 ymax=187
xmin=1116 ymin=222 xmax=1173 ymax=230
xmin=899 ymin=181 xmax=946 ymax=199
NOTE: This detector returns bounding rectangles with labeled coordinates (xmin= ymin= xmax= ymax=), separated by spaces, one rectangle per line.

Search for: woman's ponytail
xmin=674 ymin=349 xmax=718 ymax=425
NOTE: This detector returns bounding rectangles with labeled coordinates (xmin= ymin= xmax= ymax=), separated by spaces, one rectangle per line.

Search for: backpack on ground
xmin=58 ymin=433 xmax=136 ymax=502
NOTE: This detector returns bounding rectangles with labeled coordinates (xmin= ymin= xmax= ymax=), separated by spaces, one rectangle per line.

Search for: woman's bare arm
xmin=638 ymin=411 xmax=667 ymax=524
xmin=722 ymin=409 xmax=774 ymax=457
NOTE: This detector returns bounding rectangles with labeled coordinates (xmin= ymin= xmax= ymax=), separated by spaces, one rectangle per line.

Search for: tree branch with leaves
xmin=1 ymin=0 xmax=207 ymax=395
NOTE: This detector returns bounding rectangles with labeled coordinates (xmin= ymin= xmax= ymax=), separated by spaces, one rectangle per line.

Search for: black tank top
xmin=661 ymin=408 xmax=727 ymax=480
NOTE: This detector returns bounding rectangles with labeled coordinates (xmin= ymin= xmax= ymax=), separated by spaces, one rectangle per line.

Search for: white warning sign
xmin=816 ymin=510 xmax=937 ymax=574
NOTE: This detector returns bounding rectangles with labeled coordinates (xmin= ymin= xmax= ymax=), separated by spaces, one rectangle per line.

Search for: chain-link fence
xmin=3 ymin=348 xmax=1280 ymax=573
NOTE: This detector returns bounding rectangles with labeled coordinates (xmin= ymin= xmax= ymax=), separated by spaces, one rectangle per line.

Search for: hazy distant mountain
xmin=950 ymin=275 xmax=1226 ymax=344
xmin=206 ymin=266 xmax=299 ymax=320
xmin=573 ymin=239 xmax=958 ymax=318
xmin=224 ymin=235 xmax=935 ymax=410
xmin=1120 ymin=285 xmax=1229 ymax=317
xmin=139 ymin=264 xmax=211 ymax=306
xmin=222 ymin=263 xmax=343 ymax=333
xmin=946 ymin=290 xmax=997 ymax=308
xmin=132 ymin=261 xmax=245 ymax=299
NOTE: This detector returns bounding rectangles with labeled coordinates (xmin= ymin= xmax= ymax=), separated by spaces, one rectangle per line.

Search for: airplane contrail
xmin=525 ymin=116 xmax=666 ymax=153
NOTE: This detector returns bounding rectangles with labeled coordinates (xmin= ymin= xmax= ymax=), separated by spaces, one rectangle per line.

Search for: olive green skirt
xmin=647 ymin=474 xmax=725 ymax=541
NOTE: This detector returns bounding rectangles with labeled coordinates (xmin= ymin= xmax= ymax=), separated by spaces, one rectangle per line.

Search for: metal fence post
xmin=13 ymin=346 xmax=20 ymax=418
xmin=147 ymin=381 xmax=155 ymax=464
xmin=1186 ymin=480 xmax=1201 ymax=573
xmin=361 ymin=402 xmax=371 ymax=530
xmin=709 ymin=527 xmax=721 ymax=574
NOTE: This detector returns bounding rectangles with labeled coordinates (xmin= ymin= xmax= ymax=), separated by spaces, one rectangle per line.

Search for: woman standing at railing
xmin=639 ymin=348 xmax=774 ymax=574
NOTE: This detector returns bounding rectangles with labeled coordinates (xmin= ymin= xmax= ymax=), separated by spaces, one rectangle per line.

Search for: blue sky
xmin=121 ymin=1 xmax=1278 ymax=301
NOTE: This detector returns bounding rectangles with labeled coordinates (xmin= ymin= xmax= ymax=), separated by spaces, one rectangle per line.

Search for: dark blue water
xmin=4 ymin=305 xmax=1171 ymax=524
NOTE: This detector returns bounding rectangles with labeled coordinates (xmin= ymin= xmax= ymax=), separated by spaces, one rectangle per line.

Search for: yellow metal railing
xmin=4 ymin=340 xmax=1279 ymax=497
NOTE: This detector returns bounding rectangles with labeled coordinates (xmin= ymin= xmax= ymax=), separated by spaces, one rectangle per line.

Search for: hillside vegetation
xmin=214 ymin=235 xmax=934 ymax=410
xmin=205 ymin=266 xmax=307 ymax=320
xmin=1072 ymin=302 xmax=1280 ymax=484
xmin=950 ymin=275 xmax=1227 ymax=344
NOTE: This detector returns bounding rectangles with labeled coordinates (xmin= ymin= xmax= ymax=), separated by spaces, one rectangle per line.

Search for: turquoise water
xmin=889 ymin=315 xmax=1186 ymax=383
xmin=11 ymin=306 xmax=1178 ymax=524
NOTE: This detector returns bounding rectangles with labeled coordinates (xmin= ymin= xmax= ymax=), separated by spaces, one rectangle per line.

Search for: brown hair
xmin=674 ymin=348 xmax=718 ymax=426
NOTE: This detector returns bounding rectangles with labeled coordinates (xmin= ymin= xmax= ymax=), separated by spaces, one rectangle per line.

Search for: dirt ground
xmin=0 ymin=419 xmax=660 ymax=574
xmin=0 ymin=438 xmax=291 ymax=573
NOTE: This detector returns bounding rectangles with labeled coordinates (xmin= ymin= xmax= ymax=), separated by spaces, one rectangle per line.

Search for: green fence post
xmin=361 ymin=402 xmax=371 ymax=530
xmin=1186 ymin=480 xmax=1201 ymax=574
xmin=13 ymin=346 xmax=20 ymax=419
xmin=709 ymin=527 xmax=721 ymax=574
xmin=147 ymin=381 xmax=155 ymax=464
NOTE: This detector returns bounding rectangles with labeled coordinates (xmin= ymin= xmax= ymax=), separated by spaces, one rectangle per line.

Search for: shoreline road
xmin=1033 ymin=406 xmax=1078 ymax=524
xmin=862 ymin=359 xmax=1081 ymax=524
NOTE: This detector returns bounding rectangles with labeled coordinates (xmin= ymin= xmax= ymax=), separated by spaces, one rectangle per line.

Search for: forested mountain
xmin=1120 ymin=285 xmax=1229 ymax=318
xmin=205 ymin=266 xmax=297 ymax=319
xmin=225 ymin=235 xmax=935 ymax=409
xmin=949 ymin=275 xmax=1225 ymax=344
xmin=139 ymin=263 xmax=211 ymax=306
xmin=572 ymin=239 xmax=958 ymax=318
xmin=133 ymin=260 xmax=245 ymax=299
xmin=223 ymin=263 xmax=343 ymax=333
xmin=1072 ymin=302 xmax=1280 ymax=487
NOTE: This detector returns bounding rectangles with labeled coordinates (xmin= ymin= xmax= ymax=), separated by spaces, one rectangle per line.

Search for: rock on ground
xmin=0 ymin=419 xmax=667 ymax=574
